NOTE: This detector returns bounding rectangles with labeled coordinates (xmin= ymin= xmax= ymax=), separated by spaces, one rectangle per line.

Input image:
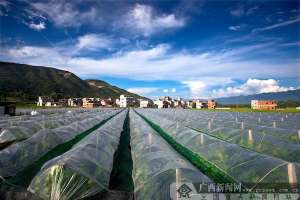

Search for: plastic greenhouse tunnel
xmin=135 ymin=109 xmax=300 ymax=162
xmin=129 ymin=110 xmax=213 ymax=200
xmin=0 ymin=111 xmax=97 ymax=149
xmin=0 ymin=109 xmax=121 ymax=178
xmin=135 ymin=109 xmax=300 ymax=190
xmin=28 ymin=110 xmax=127 ymax=199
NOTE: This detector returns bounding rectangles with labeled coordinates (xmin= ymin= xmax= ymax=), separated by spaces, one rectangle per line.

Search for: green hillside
xmin=0 ymin=61 xmax=144 ymax=102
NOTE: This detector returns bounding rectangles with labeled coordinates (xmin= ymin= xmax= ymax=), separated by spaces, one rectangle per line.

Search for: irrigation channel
xmin=0 ymin=108 xmax=299 ymax=199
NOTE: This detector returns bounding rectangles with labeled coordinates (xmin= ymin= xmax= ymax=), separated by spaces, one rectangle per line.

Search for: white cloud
xmin=125 ymin=4 xmax=185 ymax=36
xmin=29 ymin=21 xmax=46 ymax=31
xmin=127 ymin=87 xmax=158 ymax=95
xmin=212 ymin=78 xmax=295 ymax=97
xmin=228 ymin=25 xmax=241 ymax=31
xmin=162 ymin=88 xmax=177 ymax=93
xmin=253 ymin=17 xmax=300 ymax=32
xmin=181 ymin=80 xmax=206 ymax=98
xmin=1 ymin=42 xmax=298 ymax=99
xmin=4 ymin=46 xmax=70 ymax=68
xmin=76 ymin=34 xmax=113 ymax=51
xmin=182 ymin=77 xmax=234 ymax=98
xmin=31 ymin=1 xmax=97 ymax=27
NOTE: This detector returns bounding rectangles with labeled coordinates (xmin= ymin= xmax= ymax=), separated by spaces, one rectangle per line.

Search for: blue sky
xmin=0 ymin=0 xmax=299 ymax=99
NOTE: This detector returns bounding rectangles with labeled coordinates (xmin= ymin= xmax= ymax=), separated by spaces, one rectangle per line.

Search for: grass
xmin=134 ymin=109 xmax=236 ymax=184
xmin=191 ymin=107 xmax=300 ymax=113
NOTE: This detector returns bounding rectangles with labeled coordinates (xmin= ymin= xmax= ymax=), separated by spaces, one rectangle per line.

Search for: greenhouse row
xmin=0 ymin=108 xmax=299 ymax=199
xmin=135 ymin=109 xmax=300 ymax=162
xmin=135 ymin=108 xmax=300 ymax=190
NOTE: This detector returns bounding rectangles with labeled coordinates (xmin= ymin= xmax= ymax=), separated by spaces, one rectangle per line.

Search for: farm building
xmin=251 ymin=100 xmax=277 ymax=110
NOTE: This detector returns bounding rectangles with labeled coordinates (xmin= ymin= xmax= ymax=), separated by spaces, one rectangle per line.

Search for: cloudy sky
xmin=0 ymin=0 xmax=299 ymax=99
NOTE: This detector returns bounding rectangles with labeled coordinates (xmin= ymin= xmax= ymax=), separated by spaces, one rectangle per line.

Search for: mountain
xmin=216 ymin=89 xmax=300 ymax=105
xmin=86 ymin=79 xmax=143 ymax=99
xmin=0 ymin=61 xmax=145 ymax=101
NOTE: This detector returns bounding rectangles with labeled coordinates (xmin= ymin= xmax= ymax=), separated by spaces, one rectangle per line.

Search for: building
xmin=251 ymin=100 xmax=277 ymax=110
xmin=119 ymin=95 xmax=136 ymax=107
xmin=208 ymin=99 xmax=216 ymax=109
xmin=100 ymin=98 xmax=113 ymax=107
xmin=195 ymin=100 xmax=207 ymax=109
xmin=140 ymin=100 xmax=151 ymax=108
xmin=154 ymin=96 xmax=174 ymax=108
xmin=154 ymin=99 xmax=164 ymax=109
xmin=37 ymin=96 xmax=54 ymax=107
xmin=58 ymin=99 xmax=68 ymax=107
xmin=68 ymin=98 xmax=83 ymax=107
xmin=82 ymin=98 xmax=101 ymax=108
xmin=186 ymin=100 xmax=194 ymax=109
xmin=173 ymin=98 xmax=186 ymax=108
xmin=162 ymin=96 xmax=174 ymax=108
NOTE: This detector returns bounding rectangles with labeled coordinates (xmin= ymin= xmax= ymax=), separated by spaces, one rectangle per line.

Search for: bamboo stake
xmin=288 ymin=163 xmax=297 ymax=185
xmin=200 ymin=133 xmax=204 ymax=145
xmin=176 ymin=168 xmax=181 ymax=200
xmin=248 ymin=129 xmax=253 ymax=144
xmin=273 ymin=121 xmax=276 ymax=128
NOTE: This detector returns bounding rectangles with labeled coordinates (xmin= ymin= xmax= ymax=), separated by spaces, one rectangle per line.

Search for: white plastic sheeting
xmin=0 ymin=109 xmax=121 ymax=177
xmin=28 ymin=110 xmax=127 ymax=200
xmin=136 ymin=109 xmax=300 ymax=162
xmin=136 ymin=109 xmax=300 ymax=189
xmin=130 ymin=110 xmax=212 ymax=199
xmin=0 ymin=114 xmax=85 ymax=146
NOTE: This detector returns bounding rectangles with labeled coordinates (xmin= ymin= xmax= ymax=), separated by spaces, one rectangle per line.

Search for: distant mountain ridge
xmin=216 ymin=89 xmax=300 ymax=104
xmin=0 ymin=61 xmax=144 ymax=101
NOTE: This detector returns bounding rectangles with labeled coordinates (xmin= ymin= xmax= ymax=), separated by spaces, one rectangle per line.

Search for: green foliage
xmin=0 ymin=61 xmax=144 ymax=102
xmin=135 ymin=110 xmax=236 ymax=184
xmin=109 ymin=111 xmax=134 ymax=192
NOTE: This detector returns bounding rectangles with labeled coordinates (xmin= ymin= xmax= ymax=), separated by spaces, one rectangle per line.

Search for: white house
xmin=140 ymin=100 xmax=150 ymax=108
xmin=154 ymin=100 xmax=164 ymax=109
xmin=195 ymin=100 xmax=207 ymax=109
xmin=119 ymin=95 xmax=135 ymax=107
xmin=37 ymin=96 xmax=54 ymax=107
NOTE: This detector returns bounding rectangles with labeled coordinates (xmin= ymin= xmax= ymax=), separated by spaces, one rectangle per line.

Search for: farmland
xmin=0 ymin=108 xmax=299 ymax=199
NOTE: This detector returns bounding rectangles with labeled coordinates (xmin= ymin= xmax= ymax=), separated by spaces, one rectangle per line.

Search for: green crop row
xmin=135 ymin=110 xmax=236 ymax=184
